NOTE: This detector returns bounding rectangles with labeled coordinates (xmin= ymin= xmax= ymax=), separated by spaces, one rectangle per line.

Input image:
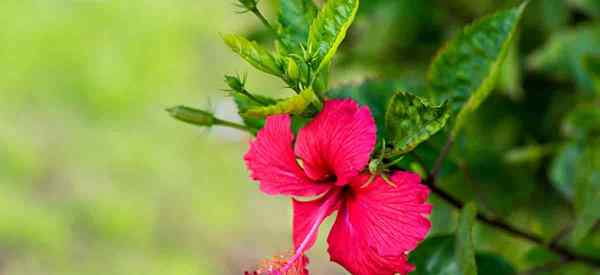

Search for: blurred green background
xmin=0 ymin=0 xmax=598 ymax=274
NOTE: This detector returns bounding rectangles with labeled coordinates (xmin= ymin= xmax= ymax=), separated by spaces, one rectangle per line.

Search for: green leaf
xmin=243 ymin=88 xmax=319 ymax=117
xmin=223 ymin=34 xmax=283 ymax=77
xmin=456 ymin=203 xmax=478 ymax=275
xmin=572 ymin=139 xmax=600 ymax=243
xmin=308 ymin=0 xmax=359 ymax=73
xmin=549 ymin=142 xmax=581 ymax=199
xmin=410 ymin=235 xmax=516 ymax=275
xmin=326 ymin=79 xmax=412 ymax=136
xmin=528 ymin=24 xmax=600 ymax=94
xmin=385 ymin=92 xmax=450 ymax=156
xmin=278 ymin=0 xmax=318 ymax=53
xmin=233 ymin=93 xmax=278 ymax=132
xmin=427 ymin=3 xmax=527 ymax=137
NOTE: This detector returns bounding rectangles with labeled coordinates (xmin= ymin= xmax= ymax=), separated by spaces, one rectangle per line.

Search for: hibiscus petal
xmin=244 ymin=115 xmax=331 ymax=197
xmin=327 ymin=205 xmax=416 ymax=275
xmin=292 ymin=189 xmax=341 ymax=252
xmin=327 ymin=172 xmax=431 ymax=274
xmin=294 ymin=99 xmax=376 ymax=185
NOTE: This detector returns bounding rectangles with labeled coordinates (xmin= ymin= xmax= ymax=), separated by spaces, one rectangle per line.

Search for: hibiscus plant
xmin=168 ymin=0 xmax=600 ymax=274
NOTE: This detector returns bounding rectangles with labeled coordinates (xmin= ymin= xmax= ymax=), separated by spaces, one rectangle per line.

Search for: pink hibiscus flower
xmin=244 ymin=99 xmax=432 ymax=275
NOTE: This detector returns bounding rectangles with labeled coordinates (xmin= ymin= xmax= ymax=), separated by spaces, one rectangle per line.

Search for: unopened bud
xmin=286 ymin=57 xmax=300 ymax=82
xmin=166 ymin=106 xmax=216 ymax=127
xmin=225 ymin=74 xmax=245 ymax=92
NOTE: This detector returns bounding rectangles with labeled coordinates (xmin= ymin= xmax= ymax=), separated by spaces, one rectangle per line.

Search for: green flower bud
xmin=286 ymin=57 xmax=300 ymax=83
xmin=166 ymin=106 xmax=216 ymax=127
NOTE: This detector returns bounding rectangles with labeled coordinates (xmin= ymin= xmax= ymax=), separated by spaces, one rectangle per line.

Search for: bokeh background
xmin=0 ymin=0 xmax=598 ymax=274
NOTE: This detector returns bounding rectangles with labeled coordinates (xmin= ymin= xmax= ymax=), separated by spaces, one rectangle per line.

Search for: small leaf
xmin=278 ymin=0 xmax=318 ymax=53
xmin=456 ymin=202 xmax=478 ymax=275
xmin=327 ymin=79 xmax=412 ymax=136
xmin=385 ymin=92 xmax=450 ymax=156
xmin=475 ymin=253 xmax=516 ymax=275
xmin=308 ymin=0 xmax=359 ymax=73
xmin=166 ymin=106 xmax=216 ymax=127
xmin=572 ymin=139 xmax=600 ymax=243
xmin=427 ymin=3 xmax=527 ymax=137
xmin=233 ymin=93 xmax=278 ymax=132
xmin=223 ymin=34 xmax=283 ymax=77
xmin=244 ymin=88 xmax=318 ymax=117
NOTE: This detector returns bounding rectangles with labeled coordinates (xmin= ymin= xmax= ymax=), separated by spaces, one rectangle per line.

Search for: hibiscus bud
xmin=286 ymin=57 xmax=300 ymax=83
xmin=166 ymin=106 xmax=216 ymax=127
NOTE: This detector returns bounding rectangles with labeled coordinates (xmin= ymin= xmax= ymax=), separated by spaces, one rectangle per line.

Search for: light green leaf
xmin=528 ymin=24 xmax=600 ymax=94
xmin=409 ymin=235 xmax=516 ymax=275
xmin=456 ymin=203 xmax=478 ymax=275
xmin=327 ymin=79 xmax=412 ymax=136
xmin=572 ymin=139 xmax=600 ymax=243
xmin=385 ymin=91 xmax=450 ymax=156
xmin=308 ymin=0 xmax=359 ymax=73
xmin=278 ymin=0 xmax=318 ymax=53
xmin=233 ymin=93 xmax=278 ymax=132
xmin=427 ymin=3 xmax=527 ymax=137
xmin=244 ymin=88 xmax=318 ymax=117
xmin=223 ymin=34 xmax=283 ymax=77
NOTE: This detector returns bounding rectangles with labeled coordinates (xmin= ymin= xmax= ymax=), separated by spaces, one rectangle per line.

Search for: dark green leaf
xmin=278 ymin=0 xmax=318 ymax=53
xmin=475 ymin=253 xmax=516 ymax=275
xmin=326 ymin=79 xmax=411 ymax=136
xmin=427 ymin=3 xmax=527 ymax=137
xmin=457 ymin=203 xmax=478 ymax=275
xmin=244 ymin=88 xmax=318 ymax=117
xmin=410 ymin=235 xmax=516 ymax=275
xmin=528 ymin=24 xmax=600 ymax=94
xmin=582 ymin=55 xmax=600 ymax=94
xmin=308 ymin=0 xmax=359 ymax=73
xmin=223 ymin=34 xmax=283 ymax=77
xmin=385 ymin=92 xmax=450 ymax=156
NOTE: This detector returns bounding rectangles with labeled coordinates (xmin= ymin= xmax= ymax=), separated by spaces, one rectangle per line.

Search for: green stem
xmin=214 ymin=118 xmax=254 ymax=133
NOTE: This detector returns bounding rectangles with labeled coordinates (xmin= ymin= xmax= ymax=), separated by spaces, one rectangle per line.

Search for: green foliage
xmin=572 ymin=139 xmax=600 ymax=243
xmin=244 ymin=88 xmax=319 ymax=117
xmin=427 ymin=3 xmax=527 ymax=137
xmin=385 ymin=92 xmax=450 ymax=156
xmin=277 ymin=0 xmax=318 ymax=54
xmin=456 ymin=203 xmax=478 ymax=275
xmin=409 ymin=235 xmax=516 ymax=275
xmin=550 ymin=143 xmax=581 ymax=199
xmin=568 ymin=0 xmax=600 ymax=18
xmin=528 ymin=24 xmax=600 ymax=94
xmin=308 ymin=0 xmax=359 ymax=74
xmin=233 ymin=93 xmax=278 ymax=131
xmin=223 ymin=34 xmax=283 ymax=77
